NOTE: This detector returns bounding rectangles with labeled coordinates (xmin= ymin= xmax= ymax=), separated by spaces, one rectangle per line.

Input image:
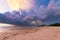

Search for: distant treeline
xmin=48 ymin=23 xmax=60 ymax=26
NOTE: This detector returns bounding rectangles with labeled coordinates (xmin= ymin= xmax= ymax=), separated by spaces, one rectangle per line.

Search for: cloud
xmin=7 ymin=0 xmax=60 ymax=25
xmin=25 ymin=0 xmax=60 ymax=24
xmin=0 ymin=0 xmax=60 ymax=25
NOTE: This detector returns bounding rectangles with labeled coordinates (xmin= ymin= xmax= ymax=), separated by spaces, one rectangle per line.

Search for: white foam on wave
xmin=0 ymin=23 xmax=15 ymax=27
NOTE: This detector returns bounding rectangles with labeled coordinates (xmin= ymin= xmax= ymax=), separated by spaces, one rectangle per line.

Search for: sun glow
xmin=7 ymin=0 xmax=35 ymax=11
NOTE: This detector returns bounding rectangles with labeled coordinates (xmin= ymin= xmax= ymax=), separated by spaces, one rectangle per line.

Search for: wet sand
xmin=0 ymin=26 xmax=60 ymax=40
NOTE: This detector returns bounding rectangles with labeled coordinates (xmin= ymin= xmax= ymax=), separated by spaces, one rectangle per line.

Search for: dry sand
xmin=0 ymin=26 xmax=60 ymax=40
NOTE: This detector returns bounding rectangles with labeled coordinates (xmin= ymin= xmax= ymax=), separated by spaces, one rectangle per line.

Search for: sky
xmin=0 ymin=0 xmax=59 ymax=13
xmin=0 ymin=0 xmax=50 ymax=13
xmin=0 ymin=0 xmax=35 ymax=13
xmin=0 ymin=0 xmax=60 ymax=25
xmin=0 ymin=0 xmax=10 ymax=13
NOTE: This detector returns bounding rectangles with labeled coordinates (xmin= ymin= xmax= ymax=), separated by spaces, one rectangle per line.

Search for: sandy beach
xmin=0 ymin=26 xmax=60 ymax=40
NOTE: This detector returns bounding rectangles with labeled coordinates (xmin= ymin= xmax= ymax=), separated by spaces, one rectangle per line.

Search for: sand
xmin=0 ymin=26 xmax=60 ymax=40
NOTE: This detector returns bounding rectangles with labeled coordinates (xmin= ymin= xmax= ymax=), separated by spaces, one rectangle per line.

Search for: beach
xmin=0 ymin=26 xmax=60 ymax=40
